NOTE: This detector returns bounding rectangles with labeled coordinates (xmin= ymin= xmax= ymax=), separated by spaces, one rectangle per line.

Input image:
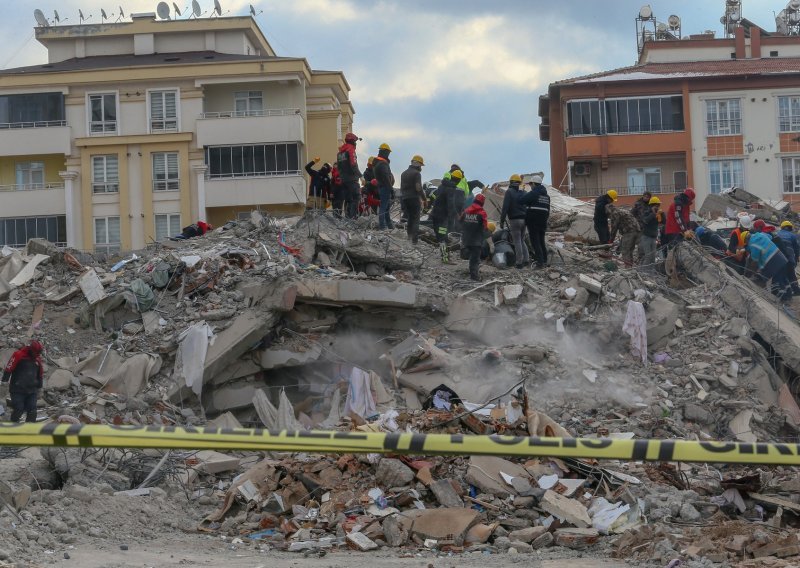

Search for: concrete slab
xmin=646 ymin=295 xmax=679 ymax=347
xmin=407 ymin=508 xmax=480 ymax=546
xmin=294 ymin=279 xmax=417 ymax=308
xmin=259 ymin=342 xmax=322 ymax=370
xmin=203 ymin=311 xmax=280 ymax=383
xmin=205 ymin=380 xmax=261 ymax=414
xmin=465 ymin=456 xmax=531 ymax=497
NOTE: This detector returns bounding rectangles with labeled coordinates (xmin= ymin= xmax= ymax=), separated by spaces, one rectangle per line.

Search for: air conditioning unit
xmin=573 ymin=163 xmax=591 ymax=176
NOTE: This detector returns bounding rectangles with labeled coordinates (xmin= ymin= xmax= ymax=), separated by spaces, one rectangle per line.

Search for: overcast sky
xmin=4 ymin=0 xmax=787 ymax=184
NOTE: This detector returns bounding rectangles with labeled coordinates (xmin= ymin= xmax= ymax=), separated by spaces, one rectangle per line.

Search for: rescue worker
xmin=400 ymin=155 xmax=427 ymax=245
xmin=431 ymin=170 xmax=462 ymax=264
xmin=609 ymin=205 xmax=641 ymax=267
xmin=727 ymin=216 xmax=753 ymax=275
xmin=631 ymin=191 xmax=653 ymax=227
xmin=744 ymin=231 xmax=791 ymax=300
xmin=330 ymin=165 xmax=345 ymax=217
xmin=362 ymin=157 xmax=379 ymax=214
xmin=336 ymin=133 xmax=362 ymax=219
xmin=460 ymin=193 xmax=489 ymax=281
xmin=1 ymin=340 xmax=44 ymax=423
xmin=593 ymin=189 xmax=617 ymax=244
xmin=499 ymin=174 xmax=529 ymax=268
xmin=305 ymin=157 xmax=331 ymax=210
xmin=173 ymin=220 xmax=212 ymax=240
xmin=373 ymin=143 xmax=395 ymax=230
xmin=442 ymin=164 xmax=469 ymax=232
xmin=664 ymin=187 xmax=696 ymax=247
xmin=776 ymin=220 xmax=800 ymax=295
xmin=519 ymin=174 xmax=551 ymax=268
xmin=639 ymin=196 xmax=661 ymax=270
xmin=694 ymin=226 xmax=728 ymax=255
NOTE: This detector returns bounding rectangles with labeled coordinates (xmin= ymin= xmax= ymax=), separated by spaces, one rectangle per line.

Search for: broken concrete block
xmin=683 ymin=403 xmax=713 ymax=425
xmin=429 ymin=479 xmax=464 ymax=508
xmin=409 ymin=508 xmax=480 ymax=547
xmin=206 ymin=412 xmax=243 ymax=430
xmin=444 ymin=296 xmax=504 ymax=341
xmin=465 ymin=456 xmax=531 ymax=497
xmin=206 ymin=381 xmax=260 ymax=414
xmin=195 ymin=451 xmax=240 ymax=475
xmin=47 ymin=369 xmax=74 ymax=391
xmin=531 ymin=531 xmax=554 ymax=549
xmin=78 ymin=268 xmax=106 ymax=305
xmin=294 ymin=279 xmax=417 ymax=308
xmin=577 ymin=274 xmax=602 ymax=294
xmin=381 ymin=515 xmax=408 ymax=547
xmin=553 ymin=528 xmax=600 ymax=549
xmin=375 ymin=458 xmax=414 ymax=487
xmin=259 ymin=342 xmax=322 ymax=370
xmin=465 ymin=523 xmax=495 ymax=545
xmin=540 ymin=490 xmax=591 ymax=528
xmin=346 ymin=531 xmax=378 ymax=551
xmin=730 ymin=409 xmax=757 ymax=443
xmin=203 ymin=310 xmax=281 ymax=384
xmin=645 ymin=295 xmax=679 ymax=347
xmin=500 ymin=284 xmax=524 ymax=305
xmin=508 ymin=526 xmax=547 ymax=543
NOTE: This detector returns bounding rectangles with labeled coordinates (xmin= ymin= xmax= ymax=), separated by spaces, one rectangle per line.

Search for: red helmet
xmin=764 ymin=224 xmax=777 ymax=233
xmin=684 ymin=188 xmax=696 ymax=201
xmin=29 ymin=340 xmax=43 ymax=354
xmin=753 ymin=219 xmax=766 ymax=232
xmin=474 ymin=194 xmax=485 ymax=205
xmin=344 ymin=133 xmax=358 ymax=144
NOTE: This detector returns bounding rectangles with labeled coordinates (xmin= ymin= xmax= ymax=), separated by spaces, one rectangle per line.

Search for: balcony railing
xmin=0 ymin=120 xmax=66 ymax=129
xmin=207 ymin=169 xmax=302 ymax=180
xmin=199 ymin=109 xmax=301 ymax=119
xmin=570 ymin=184 xmax=680 ymax=199
xmin=0 ymin=182 xmax=65 ymax=192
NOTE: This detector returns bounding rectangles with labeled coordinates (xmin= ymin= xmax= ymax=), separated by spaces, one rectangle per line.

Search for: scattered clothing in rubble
xmin=622 ymin=301 xmax=648 ymax=365
xmin=2 ymin=340 xmax=44 ymax=423
xmin=344 ymin=367 xmax=377 ymax=419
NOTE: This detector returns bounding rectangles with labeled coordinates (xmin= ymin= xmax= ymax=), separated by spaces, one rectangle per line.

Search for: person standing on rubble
xmin=1 ymin=340 xmax=44 ymax=423
xmin=400 ymin=155 xmax=427 ymax=245
xmin=609 ymin=205 xmax=641 ymax=267
xmin=305 ymin=157 xmax=331 ymax=210
xmin=362 ymin=157 xmax=379 ymax=215
xmin=593 ymin=189 xmax=617 ymax=244
xmin=443 ymin=164 xmax=469 ymax=232
xmin=499 ymin=174 xmax=529 ymax=269
xmin=519 ymin=174 xmax=551 ymax=268
xmin=744 ymin=231 xmax=792 ymax=300
xmin=776 ymin=221 xmax=800 ymax=295
xmin=663 ymin=187 xmax=696 ymax=247
xmin=460 ymin=193 xmax=489 ymax=281
xmin=431 ymin=170 xmax=461 ymax=264
xmin=631 ymin=191 xmax=653 ymax=261
xmin=639 ymin=196 xmax=661 ymax=270
xmin=329 ymin=165 xmax=345 ymax=217
xmin=373 ymin=143 xmax=395 ymax=230
xmin=337 ymin=133 xmax=362 ymax=219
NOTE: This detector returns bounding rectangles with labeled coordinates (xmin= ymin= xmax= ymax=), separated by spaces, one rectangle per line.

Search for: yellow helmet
xmin=411 ymin=154 xmax=425 ymax=165
xmin=379 ymin=143 xmax=392 ymax=152
xmin=451 ymin=169 xmax=464 ymax=180
xmin=781 ymin=220 xmax=794 ymax=229
xmin=648 ymin=196 xmax=661 ymax=205
xmin=368 ymin=156 xmax=376 ymax=165
xmin=607 ymin=189 xmax=619 ymax=201
xmin=509 ymin=174 xmax=522 ymax=183
xmin=487 ymin=222 xmax=497 ymax=233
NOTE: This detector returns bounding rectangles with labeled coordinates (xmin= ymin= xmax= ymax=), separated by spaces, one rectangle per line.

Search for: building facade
xmin=540 ymin=25 xmax=800 ymax=208
xmin=0 ymin=14 xmax=353 ymax=253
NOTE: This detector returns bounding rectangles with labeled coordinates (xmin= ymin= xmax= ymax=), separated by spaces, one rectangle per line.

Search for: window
xmin=149 ymin=90 xmax=178 ymax=132
xmin=0 ymin=215 xmax=66 ymax=247
xmin=205 ymin=143 xmax=301 ymax=179
xmin=709 ymin=159 xmax=743 ymax=194
xmin=627 ymin=167 xmax=662 ymax=195
xmin=778 ymin=96 xmax=800 ymax=132
xmin=771 ymin=50 xmax=780 ymax=57
xmin=782 ymin=157 xmax=800 ymax=193
xmin=155 ymin=213 xmax=181 ymax=241
xmin=0 ymin=93 xmax=65 ymax=127
xmin=94 ymin=217 xmax=120 ymax=255
xmin=567 ymin=100 xmax=603 ymax=135
xmin=89 ymin=93 xmax=117 ymax=134
xmin=92 ymin=155 xmax=119 ymax=194
xmin=706 ymin=99 xmax=741 ymax=136
xmin=234 ymin=91 xmax=263 ymax=116
xmin=153 ymin=152 xmax=180 ymax=191
xmin=567 ymin=96 xmax=684 ymax=136
xmin=15 ymin=161 xmax=44 ymax=189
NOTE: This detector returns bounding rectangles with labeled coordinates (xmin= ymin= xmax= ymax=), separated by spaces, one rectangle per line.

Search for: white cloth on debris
xmin=173 ymin=321 xmax=214 ymax=397
xmin=622 ymin=300 xmax=648 ymax=365
xmin=344 ymin=367 xmax=377 ymax=419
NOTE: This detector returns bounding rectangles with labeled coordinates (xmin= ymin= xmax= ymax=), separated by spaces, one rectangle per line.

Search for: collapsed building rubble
xmin=2 ymin=199 xmax=800 ymax=566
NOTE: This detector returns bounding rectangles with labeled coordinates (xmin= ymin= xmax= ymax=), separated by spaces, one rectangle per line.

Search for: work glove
xmin=313 ymin=156 xmax=320 ymax=163
xmin=683 ymin=230 xmax=695 ymax=239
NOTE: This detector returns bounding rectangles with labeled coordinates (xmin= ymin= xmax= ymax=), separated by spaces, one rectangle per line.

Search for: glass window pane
xmin=103 ymin=94 xmax=116 ymax=120
xmin=231 ymin=146 xmax=244 ymax=175
xmin=265 ymin=145 xmax=277 ymax=172
xmin=243 ymin=145 xmax=255 ymax=174
xmin=627 ymin=100 xmax=640 ymax=131
xmin=95 ymin=219 xmax=106 ymax=244
xmin=169 ymin=215 xmax=181 ymax=236
xmin=57 ymin=216 xmax=66 ymax=244
xmin=108 ymin=217 xmax=120 ymax=243
xmin=276 ymin=144 xmax=288 ymax=172
xmin=287 ymin=144 xmax=299 ymax=171
xmin=220 ymin=148 xmax=232 ymax=175
xmin=254 ymin=145 xmax=266 ymax=173
xmin=638 ymin=99 xmax=651 ymax=132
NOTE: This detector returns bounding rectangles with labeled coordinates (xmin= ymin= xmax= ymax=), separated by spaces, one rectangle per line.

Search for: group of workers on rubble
xmin=592 ymin=186 xmax=800 ymax=302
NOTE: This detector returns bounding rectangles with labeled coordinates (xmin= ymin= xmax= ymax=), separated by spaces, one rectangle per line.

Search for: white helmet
xmin=531 ymin=175 xmax=543 ymax=184
xmin=739 ymin=215 xmax=753 ymax=229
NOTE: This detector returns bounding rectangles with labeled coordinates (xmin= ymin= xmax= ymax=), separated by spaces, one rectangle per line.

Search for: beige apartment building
xmin=0 ymin=14 xmax=353 ymax=253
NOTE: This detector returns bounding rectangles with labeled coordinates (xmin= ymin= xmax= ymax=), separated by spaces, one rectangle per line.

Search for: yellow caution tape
xmin=0 ymin=423 xmax=799 ymax=465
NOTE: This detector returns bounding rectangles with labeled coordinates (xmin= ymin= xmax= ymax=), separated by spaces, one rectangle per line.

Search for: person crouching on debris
xmin=593 ymin=189 xmax=616 ymax=245
xmin=1 ymin=340 xmax=44 ymax=423
xmin=173 ymin=220 xmax=213 ymax=240
xmin=744 ymin=231 xmax=792 ymax=301
xmin=431 ymin=170 xmax=460 ymax=264
xmin=639 ymin=196 xmax=661 ymax=270
xmin=609 ymin=205 xmax=640 ymax=267
xmin=663 ymin=188 xmax=696 ymax=247
xmin=694 ymin=226 xmax=728 ymax=256
xmin=460 ymin=193 xmax=489 ymax=281
xmin=726 ymin=215 xmax=753 ymax=275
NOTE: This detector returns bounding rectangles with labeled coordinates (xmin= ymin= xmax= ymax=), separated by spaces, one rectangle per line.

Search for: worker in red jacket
xmin=664 ymin=188 xmax=696 ymax=247
xmin=460 ymin=193 xmax=489 ymax=281
xmin=1 ymin=340 xmax=44 ymax=423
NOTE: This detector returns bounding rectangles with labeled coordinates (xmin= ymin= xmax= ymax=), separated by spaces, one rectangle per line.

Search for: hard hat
xmin=487 ymin=221 xmax=497 ymax=232
xmin=739 ymin=215 xmax=753 ymax=229
xmin=531 ymin=174 xmax=543 ymax=184
xmin=648 ymin=196 xmax=661 ymax=205
xmin=344 ymin=133 xmax=358 ymax=144
xmin=607 ymin=189 xmax=618 ymax=201
xmin=753 ymin=219 xmax=766 ymax=232
xmin=474 ymin=194 xmax=485 ymax=205
xmin=695 ymin=226 xmax=706 ymax=238
xmin=368 ymin=156 xmax=375 ymax=165
xmin=411 ymin=154 xmax=425 ymax=165
xmin=29 ymin=340 xmax=43 ymax=354
xmin=764 ymin=224 xmax=777 ymax=233
xmin=509 ymin=174 xmax=522 ymax=183
xmin=379 ymin=143 xmax=392 ymax=152
xmin=451 ymin=169 xmax=464 ymax=180
xmin=684 ymin=188 xmax=696 ymax=201
xmin=781 ymin=220 xmax=794 ymax=229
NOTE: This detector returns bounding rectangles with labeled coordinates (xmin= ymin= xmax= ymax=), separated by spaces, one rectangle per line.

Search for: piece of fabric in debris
xmin=173 ymin=322 xmax=213 ymax=397
xmin=129 ymin=279 xmax=155 ymax=312
xmin=622 ymin=300 xmax=648 ymax=365
xmin=344 ymin=366 xmax=377 ymax=419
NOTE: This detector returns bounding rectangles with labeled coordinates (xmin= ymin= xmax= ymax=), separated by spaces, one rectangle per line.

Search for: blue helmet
xmin=695 ymin=226 xmax=706 ymax=238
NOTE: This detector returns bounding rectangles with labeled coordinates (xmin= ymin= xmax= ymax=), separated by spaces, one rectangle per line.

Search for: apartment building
xmin=0 ymin=14 xmax=353 ymax=253
xmin=540 ymin=22 xmax=800 ymax=208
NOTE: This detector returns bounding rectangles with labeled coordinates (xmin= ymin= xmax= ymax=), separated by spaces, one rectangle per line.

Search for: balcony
xmin=196 ymin=109 xmax=304 ymax=146
xmin=0 ymin=182 xmax=65 ymax=192
xmin=565 ymin=131 xmax=688 ymax=160
xmin=0 ymin=122 xmax=71 ymax=156
xmin=0 ymin=184 xmax=66 ymax=217
xmin=570 ymin=184 xmax=679 ymax=199
xmin=204 ymin=173 xmax=305 ymax=208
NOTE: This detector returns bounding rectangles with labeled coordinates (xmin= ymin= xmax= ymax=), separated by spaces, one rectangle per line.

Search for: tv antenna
xmin=173 ymin=3 xmax=187 ymax=17
xmin=249 ymin=4 xmax=263 ymax=17
xmin=721 ymin=0 xmax=742 ymax=38
xmin=54 ymin=10 xmax=67 ymax=24
xmin=100 ymin=8 xmax=109 ymax=22
xmin=635 ymin=5 xmax=657 ymax=57
xmin=34 ymin=8 xmax=50 ymax=27
xmin=115 ymin=6 xmax=125 ymax=22
xmin=156 ymin=1 xmax=171 ymax=20
xmin=211 ymin=0 xmax=228 ymax=17
xmin=79 ymin=9 xmax=92 ymax=23
xmin=189 ymin=0 xmax=204 ymax=18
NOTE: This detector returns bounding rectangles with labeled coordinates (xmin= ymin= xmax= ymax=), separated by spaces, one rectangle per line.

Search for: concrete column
xmin=59 ymin=170 xmax=80 ymax=248
xmin=193 ymin=164 xmax=208 ymax=221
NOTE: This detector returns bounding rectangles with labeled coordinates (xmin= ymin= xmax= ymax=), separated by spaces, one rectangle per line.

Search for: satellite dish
xmin=157 ymin=1 xmax=171 ymax=19
xmin=173 ymin=3 xmax=182 ymax=16
xmin=639 ymin=5 xmax=653 ymax=19
xmin=101 ymin=8 xmax=108 ymax=21
xmin=668 ymin=14 xmax=681 ymax=29
xmin=79 ymin=9 xmax=91 ymax=23
xmin=792 ymin=0 xmax=800 ymax=10
xmin=730 ymin=10 xmax=741 ymax=21
xmin=214 ymin=0 xmax=222 ymax=16
xmin=191 ymin=0 xmax=201 ymax=17
xmin=34 ymin=8 xmax=49 ymax=27
xmin=54 ymin=10 xmax=60 ymax=23
xmin=250 ymin=4 xmax=256 ymax=16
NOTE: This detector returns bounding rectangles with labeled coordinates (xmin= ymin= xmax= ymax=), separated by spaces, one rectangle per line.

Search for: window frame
xmin=154 ymin=213 xmax=181 ymax=241
xmin=147 ymin=88 xmax=180 ymax=133
xmin=708 ymin=159 xmax=744 ymax=195
xmin=14 ymin=161 xmax=45 ymax=190
xmin=233 ymin=90 xmax=264 ymax=116
xmin=93 ymin=216 xmax=121 ymax=255
xmin=778 ymin=95 xmax=800 ymax=133
xmin=204 ymin=143 xmax=302 ymax=179
xmin=87 ymin=91 xmax=119 ymax=135
xmin=0 ymin=215 xmax=66 ymax=247
xmin=152 ymin=152 xmax=180 ymax=191
xmin=782 ymin=156 xmax=800 ymax=193
xmin=706 ymin=98 xmax=742 ymax=137
xmin=92 ymin=155 xmax=120 ymax=194
xmin=567 ymin=95 xmax=684 ymax=136
xmin=626 ymin=166 xmax=662 ymax=195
